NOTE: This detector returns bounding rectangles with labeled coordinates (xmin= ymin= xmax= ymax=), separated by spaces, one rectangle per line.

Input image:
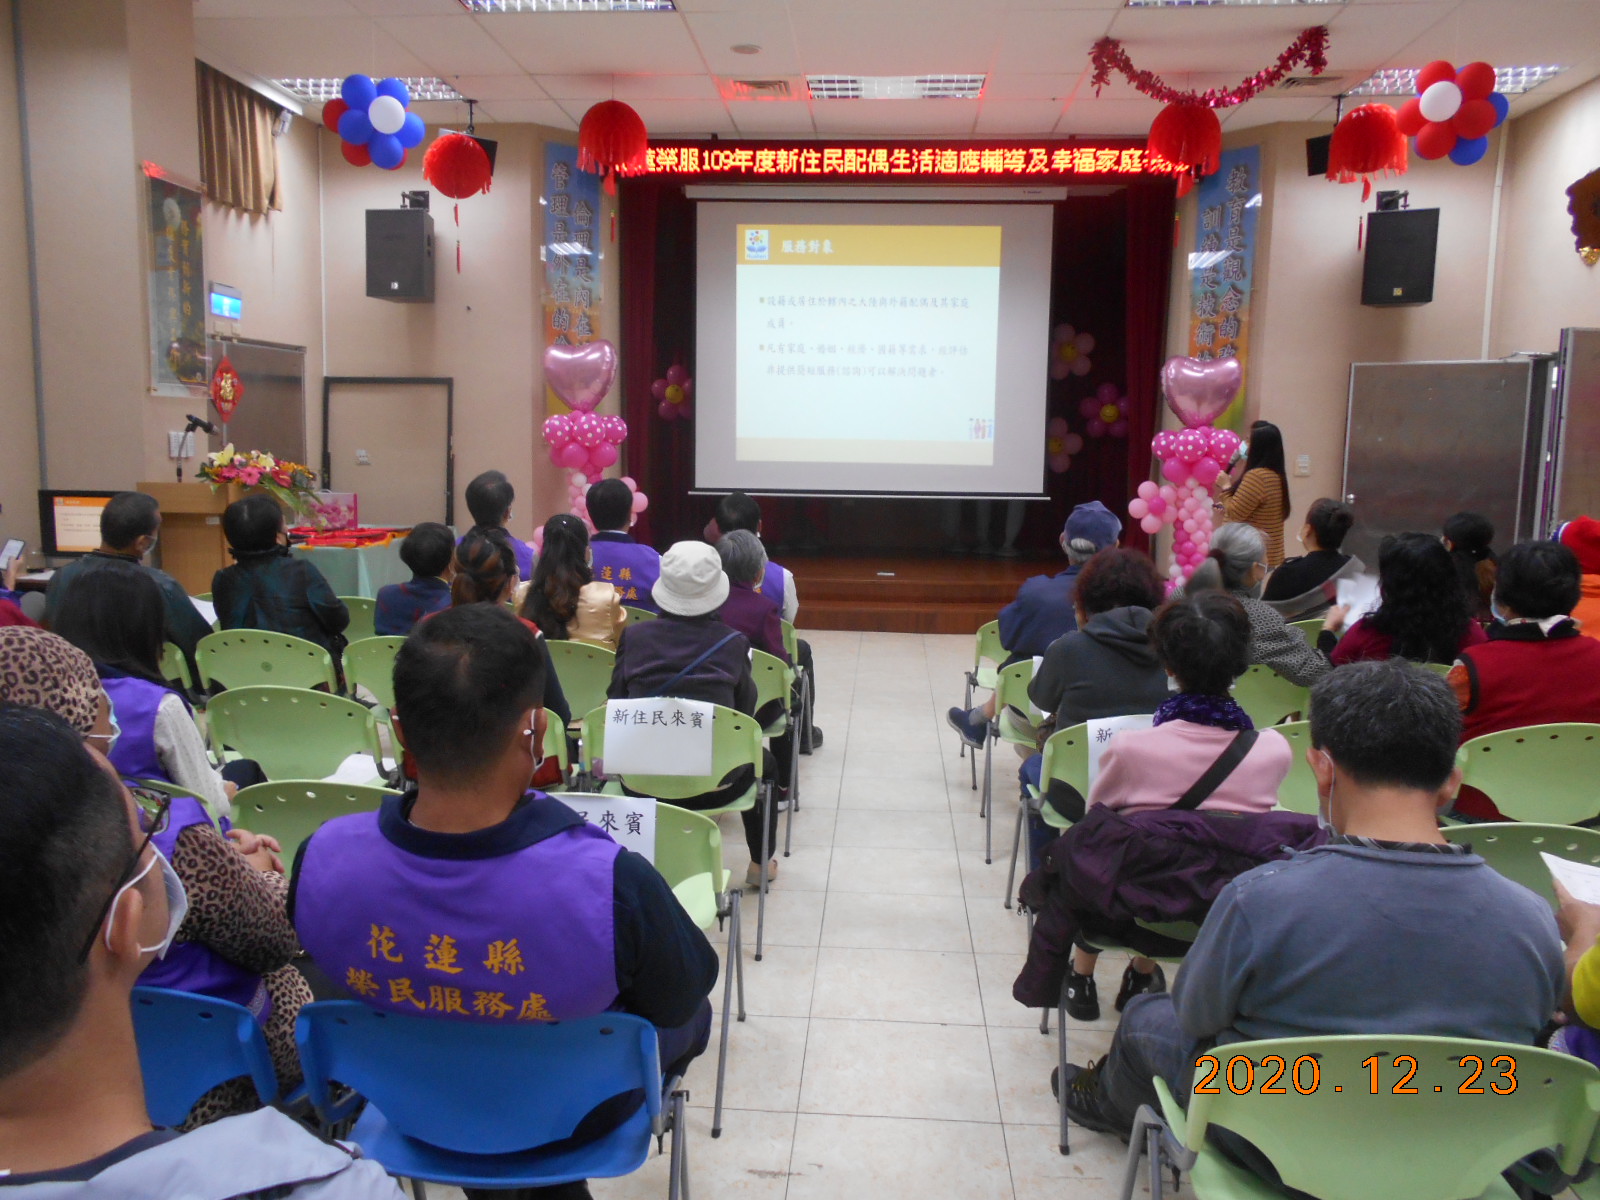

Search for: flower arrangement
xmin=197 ymin=446 xmax=318 ymax=514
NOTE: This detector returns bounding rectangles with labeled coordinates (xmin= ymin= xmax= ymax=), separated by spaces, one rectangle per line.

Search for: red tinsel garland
xmin=1090 ymin=26 xmax=1329 ymax=109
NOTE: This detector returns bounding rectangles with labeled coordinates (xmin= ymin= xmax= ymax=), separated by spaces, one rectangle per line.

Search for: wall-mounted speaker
xmin=1361 ymin=207 xmax=1439 ymax=307
xmin=1305 ymin=133 xmax=1331 ymax=177
xmin=366 ymin=209 xmax=434 ymax=303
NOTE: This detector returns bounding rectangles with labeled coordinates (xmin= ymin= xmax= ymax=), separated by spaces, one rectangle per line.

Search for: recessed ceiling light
xmin=276 ymin=77 xmax=463 ymax=101
xmin=1347 ymin=64 xmax=1564 ymax=97
xmin=731 ymin=44 xmax=762 ymax=55
xmin=458 ymin=0 xmax=676 ymax=11
xmin=1125 ymin=0 xmax=1346 ymax=7
xmin=807 ymin=75 xmax=985 ymax=101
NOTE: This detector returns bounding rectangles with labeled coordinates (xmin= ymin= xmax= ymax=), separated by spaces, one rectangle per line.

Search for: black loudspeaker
xmin=1362 ymin=207 xmax=1439 ymax=306
xmin=366 ymin=209 xmax=434 ymax=302
xmin=1305 ymin=133 xmax=1331 ymax=177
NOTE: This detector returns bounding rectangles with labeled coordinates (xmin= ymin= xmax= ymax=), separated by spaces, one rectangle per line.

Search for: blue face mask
xmin=1489 ymin=599 xmax=1508 ymax=624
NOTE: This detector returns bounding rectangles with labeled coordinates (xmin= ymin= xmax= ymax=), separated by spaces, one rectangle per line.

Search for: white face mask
xmin=105 ymin=846 xmax=189 ymax=959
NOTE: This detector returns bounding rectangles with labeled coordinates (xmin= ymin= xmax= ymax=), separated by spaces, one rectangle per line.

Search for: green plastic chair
xmin=1120 ymin=1035 xmax=1600 ymax=1200
xmin=779 ymin=618 xmax=812 ymax=775
xmin=1457 ymin=723 xmax=1600 ymax=824
xmin=206 ymin=685 xmax=383 ymax=782
xmin=961 ymin=620 xmax=1007 ymax=788
xmin=1288 ymin=617 xmax=1327 ymax=642
xmin=547 ymin=796 xmax=746 ymax=1139
xmin=196 ymin=630 xmax=338 ymax=693
xmin=546 ymin=640 xmax=617 ymax=734
xmin=590 ymin=701 xmax=775 ymax=960
xmin=1230 ymin=665 xmax=1310 ymax=728
xmin=981 ymin=658 xmax=1038 ymax=866
xmin=1271 ymin=721 xmax=1320 ymax=815
xmin=750 ymin=649 xmax=800 ymax=843
xmin=231 ymin=781 xmax=398 ymax=869
xmin=159 ymin=641 xmax=195 ymax=692
xmin=339 ymin=596 xmax=377 ymax=644
xmin=1441 ymin=822 xmax=1600 ymax=910
xmin=343 ymin=636 xmax=404 ymax=712
xmin=622 ymin=605 xmax=657 ymax=626
xmin=1009 ymin=720 xmax=1093 ymax=908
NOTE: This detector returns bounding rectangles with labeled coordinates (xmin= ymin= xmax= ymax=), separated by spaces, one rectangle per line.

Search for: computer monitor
xmin=37 ymin=490 xmax=116 ymax=556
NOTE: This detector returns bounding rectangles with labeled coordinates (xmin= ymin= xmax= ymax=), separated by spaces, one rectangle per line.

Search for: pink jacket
xmin=1089 ymin=720 xmax=1291 ymax=815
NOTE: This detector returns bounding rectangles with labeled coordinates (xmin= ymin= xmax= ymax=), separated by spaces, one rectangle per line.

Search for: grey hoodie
xmin=1027 ymin=605 xmax=1172 ymax=730
xmin=0 ymin=1109 xmax=402 ymax=1199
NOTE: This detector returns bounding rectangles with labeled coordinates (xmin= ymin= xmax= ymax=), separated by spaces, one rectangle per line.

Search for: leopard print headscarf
xmin=0 ymin=627 xmax=102 ymax=735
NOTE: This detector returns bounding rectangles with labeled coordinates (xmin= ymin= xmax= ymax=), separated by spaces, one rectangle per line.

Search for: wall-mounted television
xmin=37 ymin=490 xmax=116 ymax=556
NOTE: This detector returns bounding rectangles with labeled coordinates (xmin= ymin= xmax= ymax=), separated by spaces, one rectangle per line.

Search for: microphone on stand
xmin=185 ymin=413 xmax=219 ymax=435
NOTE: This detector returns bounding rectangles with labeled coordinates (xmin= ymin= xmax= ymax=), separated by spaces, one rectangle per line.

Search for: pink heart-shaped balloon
xmin=1161 ymin=356 xmax=1242 ymax=428
xmin=544 ymin=340 xmax=618 ymax=413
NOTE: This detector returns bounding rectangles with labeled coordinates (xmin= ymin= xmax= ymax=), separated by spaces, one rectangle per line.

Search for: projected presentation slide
xmin=696 ymin=201 xmax=1054 ymax=497
xmin=735 ymin=224 xmax=1002 ymax=466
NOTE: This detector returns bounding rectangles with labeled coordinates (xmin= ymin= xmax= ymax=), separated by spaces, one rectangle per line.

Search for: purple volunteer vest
xmin=755 ymin=561 xmax=786 ymax=615
xmin=141 ymin=793 xmax=271 ymax=1019
xmin=102 ymin=675 xmax=169 ymax=783
xmin=293 ymin=798 xmax=622 ymax=1024
xmin=591 ymin=534 xmax=661 ymax=612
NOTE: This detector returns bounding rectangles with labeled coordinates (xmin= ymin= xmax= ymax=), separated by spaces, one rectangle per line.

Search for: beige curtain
xmin=196 ymin=61 xmax=282 ymax=215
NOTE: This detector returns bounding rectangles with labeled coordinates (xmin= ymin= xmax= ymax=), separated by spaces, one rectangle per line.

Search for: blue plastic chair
xmin=130 ymin=986 xmax=281 ymax=1127
xmin=296 ymin=1002 xmax=689 ymax=1198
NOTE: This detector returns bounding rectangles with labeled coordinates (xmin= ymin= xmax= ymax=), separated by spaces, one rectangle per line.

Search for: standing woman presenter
xmin=1216 ymin=420 xmax=1291 ymax=568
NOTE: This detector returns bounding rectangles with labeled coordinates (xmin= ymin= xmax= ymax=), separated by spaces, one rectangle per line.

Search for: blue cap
xmin=1063 ymin=500 xmax=1121 ymax=550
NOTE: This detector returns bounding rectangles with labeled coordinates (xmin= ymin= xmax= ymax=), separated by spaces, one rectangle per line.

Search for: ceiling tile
xmin=478 ymin=100 xmax=579 ymax=127
xmin=1054 ymin=96 xmax=1162 ymax=136
xmin=790 ymin=10 xmax=1000 ymax=76
xmin=1222 ymin=96 xmax=1337 ymax=129
xmin=195 ymin=19 xmax=428 ymax=78
xmin=983 ymin=73 xmax=1079 ymax=101
xmin=445 ymin=74 xmax=549 ymax=100
xmin=381 ymin=16 xmax=524 ymax=75
xmin=726 ymin=98 xmax=816 ymax=135
xmin=541 ymin=73 xmax=725 ymax=100
xmin=627 ymin=98 xmax=735 ymax=134
xmin=682 ymin=6 xmax=802 ymax=76
xmin=345 ymin=0 xmax=464 ymax=12
xmin=992 ymin=9 xmax=1119 ymax=74
xmin=810 ymin=100 xmax=981 ymax=137
xmin=408 ymin=99 xmax=477 ymax=124
xmin=480 ymin=12 xmax=703 ymax=75
xmin=1103 ymin=6 xmax=1340 ymax=75
xmin=196 ymin=0 xmax=358 ymax=16
xmin=974 ymin=99 xmax=1066 ymax=135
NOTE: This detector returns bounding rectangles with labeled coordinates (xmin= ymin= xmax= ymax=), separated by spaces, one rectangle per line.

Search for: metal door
xmin=323 ymin=377 xmax=454 ymax=527
xmin=205 ymin=338 xmax=307 ymax=467
xmin=1343 ymin=360 xmax=1545 ymax=568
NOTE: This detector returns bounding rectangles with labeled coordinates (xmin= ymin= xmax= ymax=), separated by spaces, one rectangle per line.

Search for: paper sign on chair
xmin=566 ymin=794 xmax=657 ymax=863
xmin=602 ymin=698 xmax=716 ymax=776
xmin=1086 ymin=714 xmax=1155 ymax=784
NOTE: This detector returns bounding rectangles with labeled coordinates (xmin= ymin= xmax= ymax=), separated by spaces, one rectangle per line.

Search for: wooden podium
xmin=137 ymin=481 xmax=244 ymax=594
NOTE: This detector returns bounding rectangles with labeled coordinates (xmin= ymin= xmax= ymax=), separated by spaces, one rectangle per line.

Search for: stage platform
xmin=785 ymin=553 xmax=1057 ymax=635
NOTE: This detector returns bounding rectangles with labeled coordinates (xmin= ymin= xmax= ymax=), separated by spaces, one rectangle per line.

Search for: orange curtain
xmin=196 ymin=61 xmax=281 ymax=215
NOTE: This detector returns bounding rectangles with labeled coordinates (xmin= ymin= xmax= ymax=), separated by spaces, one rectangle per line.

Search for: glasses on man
xmin=74 ymin=790 xmax=173 ymax=964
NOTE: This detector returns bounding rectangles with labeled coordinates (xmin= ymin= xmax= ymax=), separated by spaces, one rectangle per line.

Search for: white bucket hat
xmin=653 ymin=541 xmax=730 ymax=617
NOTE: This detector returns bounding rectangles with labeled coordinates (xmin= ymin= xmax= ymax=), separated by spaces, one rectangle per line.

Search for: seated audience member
xmin=1187 ymin=522 xmax=1331 ymax=687
xmin=1261 ymin=497 xmax=1361 ymax=619
xmin=0 ymin=708 xmax=400 ymax=1197
xmin=587 ymin=478 xmax=660 ymax=612
xmin=451 ymin=529 xmax=569 ymax=731
xmin=1057 ymin=659 xmax=1562 ymax=1148
xmin=292 ymin=605 xmax=715 ymax=1199
xmin=608 ymin=541 xmax=781 ymax=885
xmin=1014 ymin=548 xmax=1171 ymax=816
xmin=946 ymin=501 xmax=1122 ymax=748
xmin=44 ymin=490 xmax=212 ymax=670
xmin=520 ymin=513 xmax=625 ymax=653
xmin=212 ymin=495 xmax=349 ymax=656
xmin=1444 ymin=511 xmax=1498 ymax=623
xmin=0 ymin=627 xmax=307 ymax=1127
xmin=1056 ymin=592 xmax=1291 ymax=1021
xmin=1447 ymin=540 xmax=1600 ymax=821
xmin=51 ymin=558 xmax=256 ymax=810
xmin=374 ymin=522 xmax=454 ymax=637
xmin=1328 ymin=532 xmax=1487 ymax=666
xmin=706 ymin=491 xmax=822 ymax=751
xmin=714 ymin=530 xmax=789 ymax=665
xmin=1557 ymin=516 xmax=1600 ymax=640
xmin=463 ymin=469 xmax=535 ymax=582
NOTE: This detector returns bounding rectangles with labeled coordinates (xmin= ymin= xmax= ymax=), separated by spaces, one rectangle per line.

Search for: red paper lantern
xmin=577 ymin=100 xmax=648 ymax=195
xmin=422 ymin=132 xmax=494 ymax=200
xmin=1147 ymin=102 xmax=1222 ymax=178
xmin=1326 ymin=103 xmax=1408 ymax=201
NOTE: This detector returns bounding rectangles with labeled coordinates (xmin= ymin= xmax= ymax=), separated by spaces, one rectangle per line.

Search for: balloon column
xmin=1397 ymin=60 xmax=1509 ymax=167
xmin=541 ymin=338 xmax=632 ymax=534
xmin=1128 ymin=357 xmax=1244 ymax=584
xmin=322 ymin=76 xmax=426 ymax=170
xmin=652 ymin=365 xmax=693 ymax=421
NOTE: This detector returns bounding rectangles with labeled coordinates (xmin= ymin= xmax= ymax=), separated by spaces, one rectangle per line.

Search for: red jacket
xmin=1449 ymin=622 xmax=1600 ymax=819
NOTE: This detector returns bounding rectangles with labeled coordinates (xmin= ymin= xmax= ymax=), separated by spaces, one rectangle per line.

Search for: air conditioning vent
xmin=1277 ymin=74 xmax=1346 ymax=90
xmin=721 ymin=78 xmax=794 ymax=100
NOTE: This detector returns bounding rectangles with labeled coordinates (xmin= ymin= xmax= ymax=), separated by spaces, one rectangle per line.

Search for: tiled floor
xmin=437 ymin=631 xmax=1140 ymax=1200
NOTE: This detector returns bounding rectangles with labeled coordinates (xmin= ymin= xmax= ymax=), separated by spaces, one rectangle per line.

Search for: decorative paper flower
xmin=1079 ymin=382 xmax=1130 ymax=439
xmin=1046 ymin=417 xmax=1085 ymax=474
xmin=1050 ymin=325 xmax=1095 ymax=380
xmin=1396 ymin=60 xmax=1508 ymax=167
xmin=652 ymin=364 xmax=694 ymax=421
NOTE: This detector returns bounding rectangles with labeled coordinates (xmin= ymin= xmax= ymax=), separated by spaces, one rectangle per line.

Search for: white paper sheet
xmin=602 ymin=697 xmax=716 ymax=777
xmin=1086 ymin=714 xmax=1155 ymax=785
xmin=1335 ymin=573 xmax=1381 ymax=626
xmin=190 ymin=596 xmax=217 ymax=626
xmin=326 ymin=753 xmax=386 ymax=786
xmin=565 ymin=794 xmax=657 ymax=863
xmin=1542 ymin=852 xmax=1600 ymax=904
